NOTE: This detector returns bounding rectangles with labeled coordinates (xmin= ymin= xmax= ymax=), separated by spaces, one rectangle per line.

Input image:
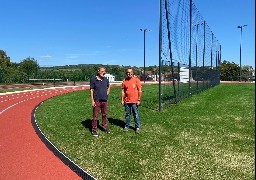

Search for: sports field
xmin=35 ymin=84 xmax=255 ymax=180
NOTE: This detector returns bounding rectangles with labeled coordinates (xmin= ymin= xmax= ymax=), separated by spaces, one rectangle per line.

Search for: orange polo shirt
xmin=122 ymin=77 xmax=141 ymax=103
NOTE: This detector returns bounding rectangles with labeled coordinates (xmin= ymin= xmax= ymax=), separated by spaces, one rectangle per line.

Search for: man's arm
xmin=107 ymin=85 xmax=110 ymax=95
xmin=121 ymin=89 xmax=125 ymax=105
xmin=107 ymin=81 xmax=110 ymax=95
xmin=137 ymin=78 xmax=142 ymax=105
xmin=89 ymin=78 xmax=96 ymax=107
xmin=90 ymin=89 xmax=96 ymax=107
xmin=138 ymin=88 xmax=142 ymax=100
xmin=121 ymin=81 xmax=125 ymax=105
xmin=137 ymin=87 xmax=142 ymax=105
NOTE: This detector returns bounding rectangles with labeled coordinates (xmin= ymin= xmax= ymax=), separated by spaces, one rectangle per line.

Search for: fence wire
xmin=159 ymin=0 xmax=221 ymax=110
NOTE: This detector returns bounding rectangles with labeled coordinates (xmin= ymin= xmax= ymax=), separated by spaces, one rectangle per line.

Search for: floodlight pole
xmin=158 ymin=0 xmax=162 ymax=111
xmin=140 ymin=28 xmax=151 ymax=83
xmin=237 ymin=25 xmax=247 ymax=82
xmin=192 ymin=23 xmax=203 ymax=93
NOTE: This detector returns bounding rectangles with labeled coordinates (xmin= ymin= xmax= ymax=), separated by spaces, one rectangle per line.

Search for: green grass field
xmin=0 ymin=88 xmax=32 ymax=93
xmin=35 ymin=84 xmax=255 ymax=180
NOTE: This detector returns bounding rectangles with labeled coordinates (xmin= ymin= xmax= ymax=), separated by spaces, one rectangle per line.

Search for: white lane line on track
xmin=0 ymin=87 xmax=83 ymax=113
xmin=0 ymin=88 xmax=76 ymax=115
xmin=0 ymin=98 xmax=31 ymax=114
xmin=0 ymin=92 xmax=51 ymax=115
xmin=0 ymin=103 xmax=19 ymax=114
xmin=0 ymin=92 xmax=56 ymax=114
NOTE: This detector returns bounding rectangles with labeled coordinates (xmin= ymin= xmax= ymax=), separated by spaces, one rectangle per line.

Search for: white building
xmin=180 ymin=66 xmax=189 ymax=83
xmin=104 ymin=73 xmax=115 ymax=82
xmin=179 ymin=66 xmax=195 ymax=83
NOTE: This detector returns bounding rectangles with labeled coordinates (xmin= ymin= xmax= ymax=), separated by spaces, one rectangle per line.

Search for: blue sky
xmin=1 ymin=0 xmax=255 ymax=67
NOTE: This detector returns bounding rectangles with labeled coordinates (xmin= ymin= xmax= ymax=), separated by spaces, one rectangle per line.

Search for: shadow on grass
xmin=81 ymin=117 xmax=138 ymax=132
xmin=108 ymin=118 xmax=138 ymax=131
xmin=81 ymin=119 xmax=92 ymax=133
xmin=81 ymin=118 xmax=126 ymax=132
xmin=108 ymin=117 xmax=125 ymax=129
xmin=81 ymin=119 xmax=106 ymax=132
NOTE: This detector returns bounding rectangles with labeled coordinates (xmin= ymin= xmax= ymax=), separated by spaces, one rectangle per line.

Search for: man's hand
xmin=137 ymin=100 xmax=141 ymax=106
xmin=121 ymin=100 xmax=124 ymax=105
xmin=92 ymin=101 xmax=96 ymax=107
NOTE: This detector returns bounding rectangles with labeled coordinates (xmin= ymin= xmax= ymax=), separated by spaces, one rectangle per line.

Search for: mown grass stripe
xmin=35 ymin=84 xmax=255 ymax=180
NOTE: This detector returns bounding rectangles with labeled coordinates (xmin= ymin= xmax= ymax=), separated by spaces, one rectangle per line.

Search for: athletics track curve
xmin=0 ymin=86 xmax=91 ymax=180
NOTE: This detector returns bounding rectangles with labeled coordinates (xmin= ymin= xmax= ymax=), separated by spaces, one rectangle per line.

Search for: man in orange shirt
xmin=121 ymin=68 xmax=142 ymax=133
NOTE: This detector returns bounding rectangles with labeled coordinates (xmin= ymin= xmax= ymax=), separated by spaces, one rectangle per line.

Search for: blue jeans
xmin=124 ymin=103 xmax=140 ymax=129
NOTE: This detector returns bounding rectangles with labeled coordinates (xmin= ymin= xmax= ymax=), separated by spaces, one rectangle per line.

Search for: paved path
xmin=0 ymin=86 xmax=89 ymax=180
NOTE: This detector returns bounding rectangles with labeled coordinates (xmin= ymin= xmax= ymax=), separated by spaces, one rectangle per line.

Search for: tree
xmin=19 ymin=57 xmax=39 ymax=82
xmin=0 ymin=50 xmax=12 ymax=68
xmin=219 ymin=60 xmax=240 ymax=81
xmin=0 ymin=50 xmax=18 ymax=83
xmin=241 ymin=65 xmax=253 ymax=81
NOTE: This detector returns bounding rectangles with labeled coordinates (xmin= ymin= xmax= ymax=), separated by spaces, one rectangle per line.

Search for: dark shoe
xmin=104 ymin=128 xmax=110 ymax=134
xmin=92 ymin=130 xmax=98 ymax=137
xmin=123 ymin=127 xmax=129 ymax=132
xmin=135 ymin=128 xmax=140 ymax=134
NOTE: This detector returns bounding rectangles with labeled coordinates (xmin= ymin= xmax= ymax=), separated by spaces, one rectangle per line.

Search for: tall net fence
xmin=159 ymin=0 xmax=221 ymax=110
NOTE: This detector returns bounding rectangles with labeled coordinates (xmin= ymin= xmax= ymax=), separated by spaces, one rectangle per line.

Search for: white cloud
xmin=65 ymin=53 xmax=86 ymax=59
xmin=40 ymin=55 xmax=52 ymax=58
xmin=104 ymin=59 xmax=117 ymax=64
xmin=66 ymin=55 xmax=79 ymax=59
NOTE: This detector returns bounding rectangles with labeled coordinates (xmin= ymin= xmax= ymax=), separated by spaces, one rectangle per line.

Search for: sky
xmin=1 ymin=0 xmax=255 ymax=68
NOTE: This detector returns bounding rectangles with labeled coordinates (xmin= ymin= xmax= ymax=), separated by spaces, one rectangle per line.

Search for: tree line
xmin=0 ymin=50 xmax=254 ymax=84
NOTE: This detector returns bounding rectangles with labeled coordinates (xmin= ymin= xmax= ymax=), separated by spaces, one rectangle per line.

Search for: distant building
xmin=180 ymin=66 xmax=189 ymax=83
xmin=248 ymin=66 xmax=255 ymax=83
xmin=249 ymin=66 xmax=255 ymax=78
xmin=105 ymin=73 xmax=115 ymax=82
xmin=180 ymin=66 xmax=194 ymax=83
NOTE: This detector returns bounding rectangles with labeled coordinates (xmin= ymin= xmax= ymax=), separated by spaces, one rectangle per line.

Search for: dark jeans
xmin=124 ymin=103 xmax=140 ymax=129
xmin=92 ymin=101 xmax=108 ymax=131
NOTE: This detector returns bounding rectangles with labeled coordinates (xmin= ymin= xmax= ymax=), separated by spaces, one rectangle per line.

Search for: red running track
xmin=0 ymin=86 xmax=89 ymax=180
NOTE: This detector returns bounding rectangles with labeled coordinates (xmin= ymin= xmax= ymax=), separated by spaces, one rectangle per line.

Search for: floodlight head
xmin=140 ymin=29 xmax=143 ymax=31
xmin=243 ymin=25 xmax=248 ymax=27
xmin=237 ymin=26 xmax=242 ymax=28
